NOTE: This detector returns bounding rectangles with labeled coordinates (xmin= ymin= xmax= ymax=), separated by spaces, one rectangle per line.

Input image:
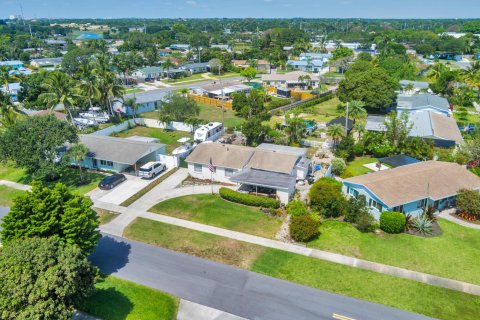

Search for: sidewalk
xmin=96 ymin=201 xmax=480 ymax=296
xmin=177 ymin=300 xmax=247 ymax=320
xmin=0 ymin=180 xmax=32 ymax=191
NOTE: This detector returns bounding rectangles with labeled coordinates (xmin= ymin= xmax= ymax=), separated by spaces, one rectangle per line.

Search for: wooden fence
xmin=188 ymin=94 xmax=233 ymax=110
xmin=269 ymin=89 xmax=336 ymax=114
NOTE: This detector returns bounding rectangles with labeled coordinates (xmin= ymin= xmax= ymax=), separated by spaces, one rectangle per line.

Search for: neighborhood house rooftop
xmin=344 ymin=161 xmax=480 ymax=208
xmin=397 ymin=93 xmax=450 ymax=112
xmin=78 ymin=135 xmax=165 ymax=166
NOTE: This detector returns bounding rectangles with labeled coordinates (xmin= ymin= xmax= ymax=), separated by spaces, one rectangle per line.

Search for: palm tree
xmin=77 ymin=63 xmax=100 ymax=111
xmin=95 ymin=68 xmax=125 ymax=117
xmin=462 ymin=61 xmax=480 ymax=91
xmin=38 ymin=72 xmax=79 ymax=123
xmin=426 ymin=63 xmax=448 ymax=81
xmin=353 ymin=123 xmax=366 ymax=140
xmin=159 ymin=113 xmax=173 ymax=130
xmin=162 ymin=59 xmax=175 ymax=80
xmin=0 ymin=66 xmax=20 ymax=93
xmin=124 ymin=97 xmax=138 ymax=124
xmin=184 ymin=117 xmax=203 ymax=134
xmin=347 ymin=100 xmax=367 ymax=125
xmin=0 ymin=92 xmax=20 ymax=129
xmin=67 ymin=143 xmax=89 ymax=183
xmin=327 ymin=123 xmax=345 ymax=146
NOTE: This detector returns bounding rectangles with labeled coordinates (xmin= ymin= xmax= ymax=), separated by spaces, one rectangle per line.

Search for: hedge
xmin=219 ymin=187 xmax=280 ymax=209
xmin=380 ymin=211 xmax=406 ymax=234
xmin=286 ymin=200 xmax=308 ymax=216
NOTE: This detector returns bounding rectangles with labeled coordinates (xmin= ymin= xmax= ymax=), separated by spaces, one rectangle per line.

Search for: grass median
xmin=124 ymin=217 xmax=480 ymax=320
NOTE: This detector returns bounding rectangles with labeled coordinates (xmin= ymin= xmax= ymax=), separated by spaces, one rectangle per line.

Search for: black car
xmin=98 ymin=174 xmax=126 ymax=190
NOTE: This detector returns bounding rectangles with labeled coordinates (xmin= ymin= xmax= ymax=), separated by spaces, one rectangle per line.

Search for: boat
xmin=171 ymin=137 xmax=195 ymax=158
xmin=194 ymin=122 xmax=224 ymax=143
xmin=73 ymin=117 xmax=96 ymax=127
xmin=79 ymin=107 xmax=110 ymax=123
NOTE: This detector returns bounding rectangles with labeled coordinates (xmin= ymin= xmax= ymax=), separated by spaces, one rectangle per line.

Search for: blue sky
xmin=1 ymin=0 xmax=480 ymax=19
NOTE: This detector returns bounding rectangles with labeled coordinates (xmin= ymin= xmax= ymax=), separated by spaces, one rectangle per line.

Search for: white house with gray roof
xmin=396 ymin=93 xmax=451 ymax=116
xmin=185 ymin=142 xmax=312 ymax=204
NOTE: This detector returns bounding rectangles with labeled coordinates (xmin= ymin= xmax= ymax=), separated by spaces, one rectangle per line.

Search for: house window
xmin=100 ymin=160 xmax=113 ymax=167
xmin=417 ymin=199 xmax=427 ymax=208
xmin=352 ymin=189 xmax=359 ymax=199
xmin=225 ymin=168 xmax=234 ymax=177
xmin=369 ymin=199 xmax=383 ymax=212
xmin=193 ymin=163 xmax=202 ymax=173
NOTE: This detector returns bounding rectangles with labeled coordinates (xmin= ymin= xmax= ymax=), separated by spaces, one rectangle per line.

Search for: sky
xmin=1 ymin=0 xmax=480 ymax=19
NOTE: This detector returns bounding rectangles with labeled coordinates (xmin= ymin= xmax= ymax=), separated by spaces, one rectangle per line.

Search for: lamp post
xmin=345 ymin=102 xmax=349 ymax=136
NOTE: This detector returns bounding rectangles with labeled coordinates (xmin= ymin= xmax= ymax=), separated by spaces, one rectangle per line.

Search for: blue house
xmin=119 ymin=90 xmax=169 ymax=116
xmin=0 ymin=60 xmax=24 ymax=70
xmin=74 ymin=135 xmax=166 ymax=173
xmin=342 ymin=161 xmax=480 ymax=219
xmin=180 ymin=62 xmax=210 ymax=74
xmin=286 ymin=59 xmax=324 ymax=72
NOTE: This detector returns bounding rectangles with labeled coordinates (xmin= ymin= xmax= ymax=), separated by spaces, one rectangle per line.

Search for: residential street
xmin=90 ymin=234 xmax=433 ymax=320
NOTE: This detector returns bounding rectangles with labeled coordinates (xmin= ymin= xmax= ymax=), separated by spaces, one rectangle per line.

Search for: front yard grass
xmin=149 ymin=194 xmax=283 ymax=238
xmin=308 ymin=219 xmax=480 ymax=285
xmin=113 ymin=126 xmax=191 ymax=154
xmin=124 ymin=218 xmax=480 ymax=320
xmin=0 ymin=163 xmax=104 ymax=196
xmin=340 ymin=156 xmax=376 ymax=178
xmin=94 ymin=208 xmax=118 ymax=225
xmin=80 ymin=275 xmax=178 ymax=320
xmin=0 ymin=185 xmax=25 ymax=206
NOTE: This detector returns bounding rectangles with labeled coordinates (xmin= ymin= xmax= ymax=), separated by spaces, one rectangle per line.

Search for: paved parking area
xmin=87 ymin=171 xmax=170 ymax=205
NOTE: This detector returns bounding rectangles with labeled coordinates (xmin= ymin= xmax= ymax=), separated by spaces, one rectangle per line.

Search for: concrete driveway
xmin=87 ymin=170 xmax=171 ymax=205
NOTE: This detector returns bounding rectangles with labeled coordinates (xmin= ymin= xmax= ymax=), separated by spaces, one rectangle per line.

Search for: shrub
xmin=456 ymin=189 xmax=480 ymax=218
xmin=379 ymin=211 xmax=406 ymax=234
xmin=286 ymin=200 xmax=308 ymax=216
xmin=309 ymin=177 xmax=346 ymax=217
xmin=331 ymin=158 xmax=346 ymax=176
xmin=355 ymin=210 xmax=376 ymax=232
xmin=290 ymin=215 xmax=321 ymax=242
xmin=219 ymin=187 xmax=280 ymax=209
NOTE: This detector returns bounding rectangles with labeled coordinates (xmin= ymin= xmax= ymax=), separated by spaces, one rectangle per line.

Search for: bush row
xmin=380 ymin=211 xmax=406 ymax=234
xmin=219 ymin=187 xmax=280 ymax=209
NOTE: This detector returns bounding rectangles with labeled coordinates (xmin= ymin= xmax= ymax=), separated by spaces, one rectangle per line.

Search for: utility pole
xmin=345 ymin=102 xmax=349 ymax=136
xmin=219 ymin=65 xmax=225 ymax=127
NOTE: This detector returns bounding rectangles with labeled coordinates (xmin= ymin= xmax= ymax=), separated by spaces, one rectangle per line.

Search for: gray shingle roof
xmin=124 ymin=90 xmax=168 ymax=104
xmin=79 ymin=135 xmax=165 ymax=165
xmin=397 ymin=93 xmax=450 ymax=112
xmin=230 ymin=168 xmax=296 ymax=189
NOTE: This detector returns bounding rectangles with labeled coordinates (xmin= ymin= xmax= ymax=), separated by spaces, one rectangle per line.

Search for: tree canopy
xmin=158 ymin=92 xmax=200 ymax=122
xmin=0 ymin=115 xmax=78 ymax=180
xmin=0 ymin=236 xmax=96 ymax=320
xmin=1 ymin=181 xmax=100 ymax=254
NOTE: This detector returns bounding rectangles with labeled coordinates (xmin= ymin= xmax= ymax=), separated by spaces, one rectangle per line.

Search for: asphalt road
xmin=90 ymin=235 xmax=433 ymax=320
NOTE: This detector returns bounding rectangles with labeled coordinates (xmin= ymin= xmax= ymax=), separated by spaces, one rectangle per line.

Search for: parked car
xmin=138 ymin=161 xmax=166 ymax=179
xmin=98 ymin=174 xmax=126 ymax=190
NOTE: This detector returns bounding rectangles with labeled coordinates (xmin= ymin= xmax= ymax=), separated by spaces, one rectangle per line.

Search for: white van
xmin=138 ymin=161 xmax=166 ymax=179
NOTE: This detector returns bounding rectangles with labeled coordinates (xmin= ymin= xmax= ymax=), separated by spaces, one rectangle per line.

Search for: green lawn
xmin=150 ymin=194 xmax=283 ymax=238
xmin=94 ymin=208 xmax=118 ymax=225
xmin=453 ymin=110 xmax=480 ymax=127
xmin=125 ymin=88 xmax=145 ymax=94
xmin=124 ymin=218 xmax=480 ymax=320
xmin=0 ymin=163 xmax=104 ymax=196
xmin=80 ymin=275 xmax=178 ymax=320
xmin=165 ymin=73 xmax=205 ymax=83
xmin=0 ymin=185 xmax=25 ymax=207
xmin=113 ymin=126 xmax=191 ymax=154
xmin=340 ymin=156 xmax=376 ymax=178
xmin=300 ymin=96 xmax=342 ymax=123
xmin=207 ymin=72 xmax=241 ymax=79
xmin=198 ymin=104 xmax=244 ymax=128
xmin=308 ymin=219 xmax=480 ymax=285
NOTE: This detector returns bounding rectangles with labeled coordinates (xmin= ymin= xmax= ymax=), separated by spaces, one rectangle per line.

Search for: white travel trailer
xmin=194 ymin=122 xmax=224 ymax=143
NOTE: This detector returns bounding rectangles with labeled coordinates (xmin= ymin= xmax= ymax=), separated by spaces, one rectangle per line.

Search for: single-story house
xmin=256 ymin=60 xmax=271 ymax=73
xmin=180 ymin=62 xmax=209 ymax=74
xmin=261 ymin=71 xmax=320 ymax=89
xmin=232 ymin=60 xmax=248 ymax=68
xmin=195 ymin=81 xmax=251 ymax=99
xmin=169 ymin=44 xmax=191 ymax=51
xmin=286 ymin=59 xmax=324 ymax=73
xmin=399 ymin=80 xmax=430 ymax=94
xmin=73 ymin=135 xmax=166 ymax=173
xmin=366 ymin=111 xmax=463 ymax=147
xmin=30 ymin=57 xmax=63 ymax=68
xmin=396 ymin=93 xmax=451 ymax=116
xmin=132 ymin=66 xmax=163 ymax=79
xmin=299 ymin=52 xmax=331 ymax=61
xmin=159 ymin=48 xmax=172 ymax=56
xmin=45 ymin=39 xmax=67 ymax=47
xmin=327 ymin=116 xmax=353 ymax=132
xmin=378 ymin=155 xmax=420 ymax=168
xmin=343 ymin=161 xmax=480 ymax=219
xmin=119 ymin=90 xmax=168 ymax=115
xmin=1 ymin=82 xmax=21 ymax=101
xmin=0 ymin=60 xmax=23 ymax=69
xmin=211 ymin=44 xmax=231 ymax=52
xmin=185 ymin=142 xmax=312 ymax=204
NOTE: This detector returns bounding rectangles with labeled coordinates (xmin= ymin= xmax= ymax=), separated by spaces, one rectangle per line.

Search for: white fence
xmin=143 ymin=118 xmax=193 ymax=132
xmin=93 ymin=119 xmax=144 ymax=136
xmin=158 ymin=154 xmax=180 ymax=168
xmin=300 ymin=139 xmax=325 ymax=148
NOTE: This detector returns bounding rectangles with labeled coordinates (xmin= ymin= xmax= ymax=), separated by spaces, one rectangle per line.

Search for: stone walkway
xmin=96 ymin=201 xmax=480 ymax=296
xmin=438 ymin=211 xmax=480 ymax=230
